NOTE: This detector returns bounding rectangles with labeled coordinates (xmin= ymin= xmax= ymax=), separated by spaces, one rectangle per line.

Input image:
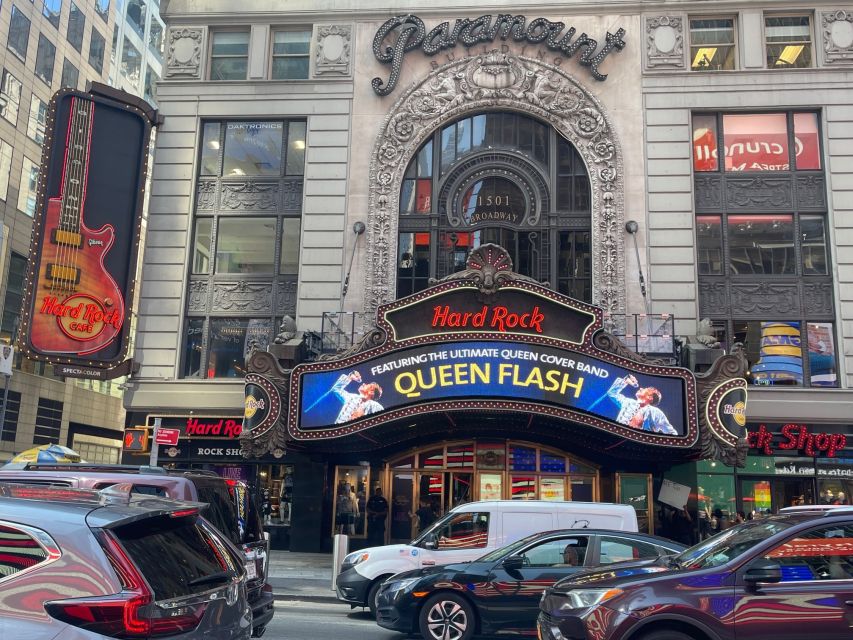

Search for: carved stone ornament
xmin=166 ymin=27 xmax=204 ymax=79
xmin=437 ymin=243 xmax=542 ymax=295
xmin=212 ymin=282 xmax=273 ymax=313
xmin=366 ymin=50 xmax=625 ymax=327
xmin=645 ymin=15 xmax=685 ymax=69
xmin=822 ymin=10 xmax=853 ymax=64
xmin=694 ymin=347 xmax=750 ymax=467
xmin=314 ymin=24 xmax=352 ymax=76
xmin=220 ymin=181 xmax=279 ymax=210
xmin=240 ymin=351 xmax=291 ymax=457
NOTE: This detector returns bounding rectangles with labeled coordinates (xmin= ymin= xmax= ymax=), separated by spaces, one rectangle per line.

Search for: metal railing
xmin=605 ymin=314 xmax=678 ymax=363
xmin=317 ymin=312 xmax=371 ymax=356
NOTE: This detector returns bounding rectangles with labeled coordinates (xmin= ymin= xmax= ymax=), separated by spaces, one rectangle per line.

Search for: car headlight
xmin=343 ymin=552 xmax=369 ymax=566
xmin=384 ymin=577 xmax=421 ymax=593
xmin=558 ymin=588 xmax=623 ymax=610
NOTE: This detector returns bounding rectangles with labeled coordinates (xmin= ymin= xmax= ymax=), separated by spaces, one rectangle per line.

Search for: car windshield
xmin=671 ymin=519 xmax=795 ymax=570
xmin=473 ymin=532 xmax=544 ymax=563
xmin=411 ymin=510 xmax=457 ymax=546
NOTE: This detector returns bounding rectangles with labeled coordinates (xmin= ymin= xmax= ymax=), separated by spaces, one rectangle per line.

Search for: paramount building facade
xmin=125 ymin=1 xmax=852 ymax=550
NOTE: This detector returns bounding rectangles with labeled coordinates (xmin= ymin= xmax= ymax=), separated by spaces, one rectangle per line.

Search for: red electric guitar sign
xmin=31 ymin=97 xmax=124 ymax=354
xmin=19 ymin=86 xmax=157 ymax=371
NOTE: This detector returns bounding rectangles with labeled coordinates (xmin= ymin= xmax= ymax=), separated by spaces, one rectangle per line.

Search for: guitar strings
xmin=55 ymin=97 xmax=76 ymax=293
xmin=71 ymin=99 xmax=92 ymax=297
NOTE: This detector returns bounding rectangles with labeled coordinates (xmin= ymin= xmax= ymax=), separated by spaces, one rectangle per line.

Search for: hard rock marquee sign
xmin=241 ymin=246 xmax=749 ymax=467
xmin=372 ymin=14 xmax=627 ymax=95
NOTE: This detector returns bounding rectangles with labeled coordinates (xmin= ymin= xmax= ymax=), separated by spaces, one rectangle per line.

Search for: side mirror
xmin=422 ymin=533 xmax=437 ymax=549
xmin=502 ymin=556 xmax=525 ymax=571
xmin=743 ymin=559 xmax=783 ymax=585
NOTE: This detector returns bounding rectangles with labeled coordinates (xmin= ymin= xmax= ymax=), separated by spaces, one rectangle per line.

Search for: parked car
xmin=0 ymin=463 xmax=273 ymax=637
xmin=538 ymin=507 xmax=853 ymax=640
xmin=0 ymin=482 xmax=252 ymax=639
xmin=375 ymin=528 xmax=685 ymax=639
xmin=337 ymin=500 xmax=639 ymax=616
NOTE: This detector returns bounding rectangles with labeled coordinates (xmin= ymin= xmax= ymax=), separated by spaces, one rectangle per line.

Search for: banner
xmin=18 ymin=86 xmax=156 ymax=370
xmin=293 ymin=340 xmax=691 ymax=440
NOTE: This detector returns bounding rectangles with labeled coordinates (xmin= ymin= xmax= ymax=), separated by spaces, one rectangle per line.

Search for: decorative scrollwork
xmin=240 ymin=352 xmax=292 ymax=458
xmin=695 ymin=346 xmax=749 ymax=467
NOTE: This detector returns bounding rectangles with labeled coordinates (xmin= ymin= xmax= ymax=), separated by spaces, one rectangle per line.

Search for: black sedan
xmin=375 ymin=529 xmax=685 ymax=640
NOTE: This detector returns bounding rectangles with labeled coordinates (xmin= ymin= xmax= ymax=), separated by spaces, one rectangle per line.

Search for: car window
xmin=521 ymin=536 xmax=589 ymax=567
xmin=194 ymin=481 xmax=241 ymax=545
xmin=0 ymin=523 xmax=50 ymax=581
xmin=673 ymin=520 xmax=795 ymax=569
xmin=113 ymin=515 xmax=238 ymax=600
xmin=435 ymin=512 xmax=489 ymax=550
xmin=599 ymin=536 xmax=661 ymax=564
xmin=763 ymin=523 xmax=853 ymax=581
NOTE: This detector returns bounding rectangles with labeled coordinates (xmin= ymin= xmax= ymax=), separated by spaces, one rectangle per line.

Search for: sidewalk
xmin=266 ymin=550 xmax=341 ymax=603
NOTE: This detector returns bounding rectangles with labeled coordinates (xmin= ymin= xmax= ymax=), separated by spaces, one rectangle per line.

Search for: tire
xmin=638 ymin=631 xmax=697 ymax=640
xmin=418 ymin=592 xmax=476 ymax=640
xmin=367 ymin=578 xmax=387 ymax=618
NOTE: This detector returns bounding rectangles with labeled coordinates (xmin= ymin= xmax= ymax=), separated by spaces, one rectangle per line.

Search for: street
xmin=264 ymin=600 xmax=406 ymax=639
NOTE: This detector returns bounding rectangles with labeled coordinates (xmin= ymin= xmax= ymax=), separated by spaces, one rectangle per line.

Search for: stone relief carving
xmin=698 ymin=281 xmax=729 ymax=316
xmin=822 ymin=10 xmax=853 ymax=64
xmin=645 ymin=16 xmax=685 ymax=69
xmin=795 ymin=175 xmax=827 ymax=209
xmin=187 ymin=280 xmax=208 ymax=313
xmin=366 ymin=50 xmax=625 ymax=327
xmin=166 ymin=27 xmax=204 ymax=78
xmin=220 ymin=181 xmax=279 ymax=210
xmin=275 ymin=280 xmax=298 ymax=315
xmin=212 ymin=282 xmax=273 ymax=313
xmin=314 ymin=24 xmax=352 ymax=76
xmin=726 ymin=177 xmax=791 ymax=209
xmin=282 ymin=179 xmax=304 ymax=211
xmin=730 ymin=283 xmax=798 ymax=315
xmin=196 ymin=181 xmax=216 ymax=210
xmin=802 ymin=282 xmax=834 ymax=315
xmin=694 ymin=175 xmax=723 ymax=212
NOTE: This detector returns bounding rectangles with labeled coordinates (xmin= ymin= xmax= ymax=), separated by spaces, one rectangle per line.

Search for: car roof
xmin=524 ymin=528 xmax=685 ymax=546
xmin=452 ymin=500 xmax=633 ymax=511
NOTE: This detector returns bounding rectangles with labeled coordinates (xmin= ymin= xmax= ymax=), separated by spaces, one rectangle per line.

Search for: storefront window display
xmin=258 ymin=463 xmax=293 ymax=527
xmin=697 ymin=472 xmax=736 ymax=539
xmin=617 ymin=473 xmax=653 ymax=534
xmin=818 ymin=475 xmax=851 ymax=505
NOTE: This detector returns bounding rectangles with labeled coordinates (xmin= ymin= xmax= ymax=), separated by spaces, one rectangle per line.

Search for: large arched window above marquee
xmin=397 ymin=112 xmax=592 ymax=302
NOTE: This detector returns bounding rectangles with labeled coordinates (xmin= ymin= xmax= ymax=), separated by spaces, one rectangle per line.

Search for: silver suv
xmin=0 ymin=483 xmax=252 ymax=639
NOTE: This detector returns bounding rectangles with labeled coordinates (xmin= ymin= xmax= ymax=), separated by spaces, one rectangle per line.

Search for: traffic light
xmin=123 ymin=427 xmax=149 ymax=453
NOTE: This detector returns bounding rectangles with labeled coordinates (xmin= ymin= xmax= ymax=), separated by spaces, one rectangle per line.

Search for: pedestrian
xmin=366 ymin=487 xmax=389 ymax=546
xmin=336 ymin=483 xmax=358 ymax=535
xmin=414 ymin=498 xmax=437 ymax=532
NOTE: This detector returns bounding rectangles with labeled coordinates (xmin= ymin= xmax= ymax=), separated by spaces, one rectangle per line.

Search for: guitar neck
xmin=57 ymin=97 xmax=94 ymax=233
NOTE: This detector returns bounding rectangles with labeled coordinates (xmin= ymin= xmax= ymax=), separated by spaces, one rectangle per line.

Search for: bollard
xmin=331 ymin=534 xmax=349 ymax=591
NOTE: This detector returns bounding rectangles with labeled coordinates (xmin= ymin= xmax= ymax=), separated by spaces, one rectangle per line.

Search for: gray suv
xmin=0 ymin=483 xmax=252 ymax=639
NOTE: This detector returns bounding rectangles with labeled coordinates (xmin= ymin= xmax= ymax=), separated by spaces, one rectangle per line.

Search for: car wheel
xmin=418 ymin=593 xmax=475 ymax=640
xmin=638 ymin=631 xmax=697 ymax=640
xmin=367 ymin=578 xmax=386 ymax=618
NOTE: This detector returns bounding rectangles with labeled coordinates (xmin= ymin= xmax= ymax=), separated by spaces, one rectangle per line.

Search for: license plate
xmin=245 ymin=560 xmax=257 ymax=580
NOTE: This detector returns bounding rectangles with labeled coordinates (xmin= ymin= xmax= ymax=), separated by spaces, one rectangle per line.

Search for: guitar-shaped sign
xmin=30 ymin=96 xmax=124 ymax=355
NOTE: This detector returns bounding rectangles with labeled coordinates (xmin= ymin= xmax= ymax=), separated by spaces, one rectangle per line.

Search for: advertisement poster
xmin=296 ymin=340 xmax=688 ymax=436
xmin=480 ymin=474 xmax=502 ymax=500
xmin=19 ymin=88 xmax=153 ymax=368
xmin=754 ymin=481 xmax=772 ymax=511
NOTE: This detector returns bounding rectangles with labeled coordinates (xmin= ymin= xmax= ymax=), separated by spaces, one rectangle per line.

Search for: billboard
xmin=17 ymin=86 xmax=156 ymax=371
xmin=291 ymin=339 xmax=692 ymax=441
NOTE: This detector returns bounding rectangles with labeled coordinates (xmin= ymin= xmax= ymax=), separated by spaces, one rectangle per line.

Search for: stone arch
xmin=366 ymin=49 xmax=625 ymax=325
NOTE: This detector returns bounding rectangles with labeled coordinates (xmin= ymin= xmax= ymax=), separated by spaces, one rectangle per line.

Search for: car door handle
xmin=845 ymin=600 xmax=853 ymax=606
xmin=422 ymin=561 xmax=435 ymax=566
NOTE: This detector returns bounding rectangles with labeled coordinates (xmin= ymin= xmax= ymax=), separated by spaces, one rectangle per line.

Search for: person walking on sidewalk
xmin=366 ymin=487 xmax=389 ymax=546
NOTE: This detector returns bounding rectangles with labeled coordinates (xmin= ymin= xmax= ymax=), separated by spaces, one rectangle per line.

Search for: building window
xmin=209 ymin=31 xmax=249 ymax=80
xmin=0 ymin=139 xmax=12 ymax=201
xmin=689 ymin=17 xmax=736 ymax=71
xmin=27 ymin=95 xmax=47 ymax=145
xmin=144 ymin=65 xmax=159 ymax=103
xmin=8 ymin=6 xmax=31 ymax=61
xmin=121 ymin=37 xmax=141 ymax=86
xmin=33 ymin=398 xmax=63 ymax=445
xmin=35 ymin=34 xmax=56 ymax=85
xmin=67 ymin=1 xmax=85 ymax=52
xmin=692 ymin=111 xmax=833 ymax=388
xmin=126 ymin=0 xmax=146 ymax=38
xmin=271 ymin=30 xmax=311 ymax=79
xmin=17 ymin=157 xmax=40 ymax=217
xmin=43 ymin=0 xmax=63 ymax=29
xmin=766 ymin=15 xmax=812 ymax=68
xmin=149 ymin=19 xmax=164 ymax=59
xmin=60 ymin=58 xmax=79 ymax=88
xmin=89 ymin=28 xmax=106 ymax=74
xmin=95 ymin=0 xmax=109 ymax=22
xmin=1 ymin=253 xmax=27 ymax=343
xmin=0 ymin=390 xmax=21 ymax=442
xmin=0 ymin=70 xmax=22 ymax=126
xmin=183 ymin=120 xmax=306 ymax=379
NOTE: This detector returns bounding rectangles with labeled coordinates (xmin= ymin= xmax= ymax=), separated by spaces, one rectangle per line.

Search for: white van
xmin=335 ymin=500 xmax=637 ymax=613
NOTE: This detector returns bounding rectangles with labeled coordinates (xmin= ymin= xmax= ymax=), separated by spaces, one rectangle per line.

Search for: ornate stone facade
xmin=366 ymin=50 xmax=625 ymax=327
xmin=821 ymin=10 xmax=853 ymax=64
xmin=644 ymin=15 xmax=685 ymax=70
xmin=166 ymin=27 xmax=205 ymax=79
xmin=313 ymin=24 xmax=353 ymax=76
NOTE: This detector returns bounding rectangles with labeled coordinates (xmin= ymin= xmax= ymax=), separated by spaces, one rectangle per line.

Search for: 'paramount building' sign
xmin=372 ymin=14 xmax=627 ymax=95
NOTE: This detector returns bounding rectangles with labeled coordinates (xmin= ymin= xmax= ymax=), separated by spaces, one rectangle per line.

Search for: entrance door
xmin=390 ymin=472 xmax=414 ymax=543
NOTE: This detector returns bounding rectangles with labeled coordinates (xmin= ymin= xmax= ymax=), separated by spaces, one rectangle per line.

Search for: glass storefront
xmin=382 ymin=440 xmax=599 ymax=543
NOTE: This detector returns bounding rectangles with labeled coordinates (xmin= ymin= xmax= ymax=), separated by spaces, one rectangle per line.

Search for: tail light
xmin=44 ymin=530 xmax=207 ymax=638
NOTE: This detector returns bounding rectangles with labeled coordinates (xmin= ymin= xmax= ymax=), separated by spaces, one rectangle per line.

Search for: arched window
xmin=397 ymin=112 xmax=592 ymax=301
